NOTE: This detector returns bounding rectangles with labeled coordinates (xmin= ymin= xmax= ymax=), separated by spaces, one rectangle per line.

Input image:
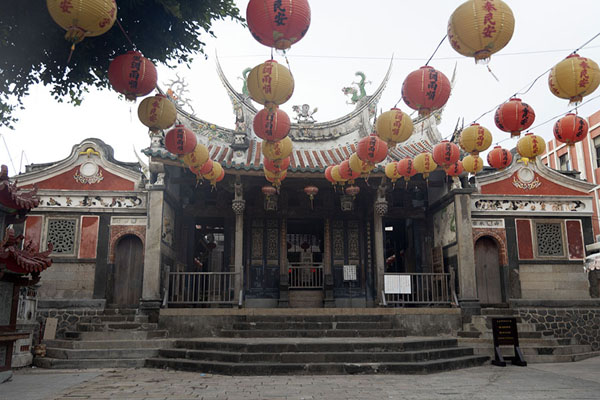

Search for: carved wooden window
xmin=47 ymin=218 xmax=77 ymax=255
xmin=535 ymin=222 xmax=564 ymax=257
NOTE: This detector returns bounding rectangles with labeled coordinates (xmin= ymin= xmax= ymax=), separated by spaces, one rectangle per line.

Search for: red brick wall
xmin=108 ymin=225 xmax=146 ymax=263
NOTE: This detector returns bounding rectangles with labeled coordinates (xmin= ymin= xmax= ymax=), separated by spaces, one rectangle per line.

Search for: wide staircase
xmin=146 ymin=314 xmax=488 ymax=374
xmin=458 ymin=308 xmax=600 ymax=363
xmin=34 ymin=308 xmax=173 ymax=369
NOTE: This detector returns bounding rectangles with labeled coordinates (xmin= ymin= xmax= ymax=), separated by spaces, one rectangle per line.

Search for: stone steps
xmin=77 ymin=322 xmax=158 ymax=331
xmin=46 ymin=347 xmax=160 ymax=360
xmin=65 ymin=329 xmax=169 ymax=340
xmin=34 ymin=357 xmax=147 ymax=369
xmin=232 ymin=321 xmax=395 ymax=330
xmin=43 ymin=339 xmax=174 ymax=350
xmin=219 ymin=328 xmax=405 ymax=338
xmin=242 ymin=315 xmax=386 ymax=323
xmin=145 ymin=354 xmax=489 ymax=375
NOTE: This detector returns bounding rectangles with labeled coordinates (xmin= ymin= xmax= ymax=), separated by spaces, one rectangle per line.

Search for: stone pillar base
xmin=323 ymin=274 xmax=335 ymax=308
xmin=139 ymin=299 xmax=162 ymax=323
xmin=278 ymin=276 xmax=289 ymax=308
xmin=459 ymin=298 xmax=481 ymax=323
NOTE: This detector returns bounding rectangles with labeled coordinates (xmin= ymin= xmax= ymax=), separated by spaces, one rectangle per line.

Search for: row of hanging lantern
xmin=246 ymin=0 xmax=312 ymax=188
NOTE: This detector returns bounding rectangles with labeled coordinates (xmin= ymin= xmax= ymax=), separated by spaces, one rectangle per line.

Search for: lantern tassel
xmin=486 ymin=65 xmax=500 ymax=82
xmin=66 ymin=43 xmax=76 ymax=64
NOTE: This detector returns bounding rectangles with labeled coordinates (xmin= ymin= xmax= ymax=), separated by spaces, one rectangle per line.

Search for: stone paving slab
xmin=3 ymin=357 xmax=600 ymax=400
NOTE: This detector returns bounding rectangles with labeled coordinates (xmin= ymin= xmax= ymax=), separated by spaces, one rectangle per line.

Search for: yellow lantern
xmin=247 ymin=60 xmax=294 ymax=106
xmin=202 ymin=161 xmax=223 ymax=182
xmin=462 ymin=155 xmax=484 ymax=174
xmin=549 ymin=54 xmax=600 ymax=104
xmin=138 ymin=94 xmax=177 ymax=132
xmin=47 ymin=0 xmax=117 ymax=45
xmin=376 ymin=108 xmax=414 ymax=147
xmin=517 ymin=133 xmax=546 ymax=162
xmin=262 ymin=137 xmax=293 ymax=161
xmin=459 ymin=123 xmax=493 ymax=155
xmin=264 ymin=167 xmax=287 ymax=181
xmin=385 ymin=162 xmax=402 ymax=183
xmin=447 ymin=0 xmax=515 ymax=63
xmin=182 ymin=144 xmax=210 ymax=170
xmin=331 ymin=165 xmax=348 ymax=184
xmin=413 ymin=152 xmax=437 ymax=179
xmin=349 ymin=153 xmax=375 ymax=174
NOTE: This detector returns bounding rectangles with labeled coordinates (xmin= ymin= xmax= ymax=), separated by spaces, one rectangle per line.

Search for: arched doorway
xmin=475 ymin=236 xmax=503 ymax=304
xmin=112 ymin=235 xmax=144 ymax=307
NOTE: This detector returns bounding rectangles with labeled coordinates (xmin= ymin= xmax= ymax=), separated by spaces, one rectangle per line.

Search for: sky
xmin=3 ymin=0 xmax=600 ymax=176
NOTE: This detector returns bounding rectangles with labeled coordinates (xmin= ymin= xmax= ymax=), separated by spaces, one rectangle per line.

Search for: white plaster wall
xmin=37 ymin=263 xmax=95 ymax=299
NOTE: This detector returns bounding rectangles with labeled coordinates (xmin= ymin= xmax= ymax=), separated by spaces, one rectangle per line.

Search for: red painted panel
xmin=22 ymin=166 xmax=134 ymax=191
xmin=78 ymin=216 xmax=99 ymax=259
xmin=589 ymin=110 xmax=600 ymax=129
xmin=549 ymin=153 xmax=556 ymax=169
xmin=480 ymin=171 xmax=590 ymax=196
xmin=516 ymin=219 xmax=534 ymax=259
xmin=566 ymin=220 xmax=584 ymax=259
xmin=24 ymin=216 xmax=42 ymax=252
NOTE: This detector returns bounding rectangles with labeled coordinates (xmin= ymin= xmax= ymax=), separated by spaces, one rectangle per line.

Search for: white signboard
xmin=343 ymin=265 xmax=357 ymax=281
xmin=384 ymin=275 xmax=412 ymax=294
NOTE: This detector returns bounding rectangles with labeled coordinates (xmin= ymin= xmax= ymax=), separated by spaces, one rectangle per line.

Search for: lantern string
xmin=425 ymin=34 xmax=448 ymax=66
xmin=471 ymin=30 xmax=600 ymax=125
xmin=284 ymin=54 xmax=293 ymax=75
xmin=116 ymin=18 xmax=136 ymax=50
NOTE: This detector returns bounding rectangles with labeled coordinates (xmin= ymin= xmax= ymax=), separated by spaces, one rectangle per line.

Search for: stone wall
xmin=37 ymin=302 xmax=104 ymax=340
xmin=519 ymin=264 xmax=590 ymax=300
xmin=517 ymin=308 xmax=600 ymax=351
xmin=37 ymin=263 xmax=95 ymax=299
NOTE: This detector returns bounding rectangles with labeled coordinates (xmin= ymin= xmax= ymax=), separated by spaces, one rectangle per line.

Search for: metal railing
xmin=167 ymin=271 xmax=238 ymax=305
xmin=383 ymin=272 xmax=455 ymax=306
xmin=288 ymin=263 xmax=324 ymax=289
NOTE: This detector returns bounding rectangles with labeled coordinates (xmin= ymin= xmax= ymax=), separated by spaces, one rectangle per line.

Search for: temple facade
xmin=14 ymin=63 xmax=597 ymax=321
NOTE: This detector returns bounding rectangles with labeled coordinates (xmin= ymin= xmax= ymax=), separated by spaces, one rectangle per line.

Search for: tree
xmin=0 ymin=0 xmax=243 ymax=128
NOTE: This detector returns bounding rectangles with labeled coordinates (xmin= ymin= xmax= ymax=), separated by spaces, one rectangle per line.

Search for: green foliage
xmin=0 ymin=0 xmax=243 ymax=128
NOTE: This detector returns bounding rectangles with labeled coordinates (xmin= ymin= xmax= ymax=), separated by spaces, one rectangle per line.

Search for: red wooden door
xmin=113 ymin=235 xmax=144 ymax=307
xmin=475 ymin=237 xmax=502 ymax=304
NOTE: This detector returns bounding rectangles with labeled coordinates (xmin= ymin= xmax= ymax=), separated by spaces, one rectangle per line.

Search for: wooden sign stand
xmin=491 ymin=317 xmax=527 ymax=367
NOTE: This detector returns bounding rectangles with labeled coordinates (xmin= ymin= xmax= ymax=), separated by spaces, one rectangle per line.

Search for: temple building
xmin=13 ymin=62 xmax=600 ymax=370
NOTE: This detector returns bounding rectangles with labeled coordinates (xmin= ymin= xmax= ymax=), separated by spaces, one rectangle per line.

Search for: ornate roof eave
xmin=475 ymin=156 xmax=598 ymax=194
xmin=16 ymin=138 xmax=143 ymax=187
xmin=0 ymin=165 xmax=39 ymax=215
xmin=0 ymin=227 xmax=52 ymax=275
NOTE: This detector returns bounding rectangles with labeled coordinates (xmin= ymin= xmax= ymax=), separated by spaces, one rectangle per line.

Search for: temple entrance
xmin=384 ymin=219 xmax=420 ymax=273
xmin=112 ymin=235 xmax=144 ymax=307
xmin=475 ymin=236 xmax=503 ymax=304
xmin=287 ymin=219 xmax=324 ymax=308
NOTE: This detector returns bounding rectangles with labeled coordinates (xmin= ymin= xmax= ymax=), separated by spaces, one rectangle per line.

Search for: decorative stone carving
xmin=73 ymin=162 xmax=103 ymax=184
xmin=264 ymin=194 xmax=278 ymax=211
xmin=232 ymin=199 xmax=245 ymax=215
xmin=451 ymin=176 xmax=462 ymax=190
xmin=472 ymin=219 xmax=505 ymax=228
xmin=38 ymin=194 xmax=145 ymax=209
xmin=512 ymin=168 xmax=542 ymax=190
xmin=473 ymin=198 xmax=586 ymax=213
xmin=375 ymin=199 xmax=388 ymax=216
xmin=340 ymin=194 xmax=354 ymax=212
xmin=292 ymin=104 xmax=318 ymax=124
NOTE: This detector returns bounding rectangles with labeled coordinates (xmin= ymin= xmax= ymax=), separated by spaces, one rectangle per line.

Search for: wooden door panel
xmin=475 ymin=237 xmax=502 ymax=304
xmin=113 ymin=235 xmax=144 ymax=307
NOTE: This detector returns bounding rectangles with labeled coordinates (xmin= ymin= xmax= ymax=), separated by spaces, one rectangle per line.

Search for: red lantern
xmin=432 ymin=140 xmax=460 ymax=168
xmin=554 ymin=113 xmax=589 ymax=146
xmin=401 ymin=66 xmax=451 ymax=116
xmin=108 ymin=51 xmax=157 ymax=101
xmin=345 ymin=185 xmax=360 ymax=197
xmin=396 ymin=158 xmax=417 ymax=181
xmin=165 ymin=125 xmax=197 ymax=155
xmin=445 ymin=161 xmax=464 ymax=176
xmin=339 ymin=160 xmax=361 ymax=182
xmin=266 ymin=170 xmax=287 ymax=186
xmin=494 ymin=98 xmax=535 ymax=138
xmin=253 ymin=107 xmax=291 ymax=141
xmin=199 ymin=159 xmax=214 ymax=175
xmin=324 ymin=166 xmax=336 ymax=185
xmin=487 ymin=146 xmax=513 ymax=170
xmin=262 ymin=185 xmax=277 ymax=196
xmin=264 ymin=156 xmax=290 ymax=173
xmin=246 ymin=0 xmax=311 ymax=50
xmin=357 ymin=135 xmax=388 ymax=164
xmin=304 ymin=185 xmax=318 ymax=208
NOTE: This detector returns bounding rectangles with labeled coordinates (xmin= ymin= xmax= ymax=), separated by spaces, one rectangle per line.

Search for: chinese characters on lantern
xmin=482 ymin=1 xmax=497 ymax=38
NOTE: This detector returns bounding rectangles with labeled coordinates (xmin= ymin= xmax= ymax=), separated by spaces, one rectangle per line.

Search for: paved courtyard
xmin=3 ymin=356 xmax=600 ymax=400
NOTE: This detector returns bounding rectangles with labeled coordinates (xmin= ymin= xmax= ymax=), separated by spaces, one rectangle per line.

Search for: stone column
xmin=278 ymin=218 xmax=289 ymax=307
xmin=323 ymin=218 xmax=335 ymax=307
xmin=231 ymin=179 xmax=245 ymax=305
xmin=140 ymin=162 xmax=165 ymax=321
xmin=454 ymin=191 xmax=480 ymax=315
xmin=374 ymin=182 xmax=388 ymax=305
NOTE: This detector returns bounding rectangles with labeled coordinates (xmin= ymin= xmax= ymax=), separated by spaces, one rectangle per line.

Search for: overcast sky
xmin=2 ymin=0 xmax=600 ymax=176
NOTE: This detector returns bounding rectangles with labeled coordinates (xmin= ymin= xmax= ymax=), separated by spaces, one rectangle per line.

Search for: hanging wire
xmin=0 ymin=134 xmax=17 ymax=174
xmin=116 ymin=19 xmax=136 ymax=49
xmin=425 ymin=34 xmax=448 ymax=66
xmin=471 ymin=31 xmax=600 ymax=125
